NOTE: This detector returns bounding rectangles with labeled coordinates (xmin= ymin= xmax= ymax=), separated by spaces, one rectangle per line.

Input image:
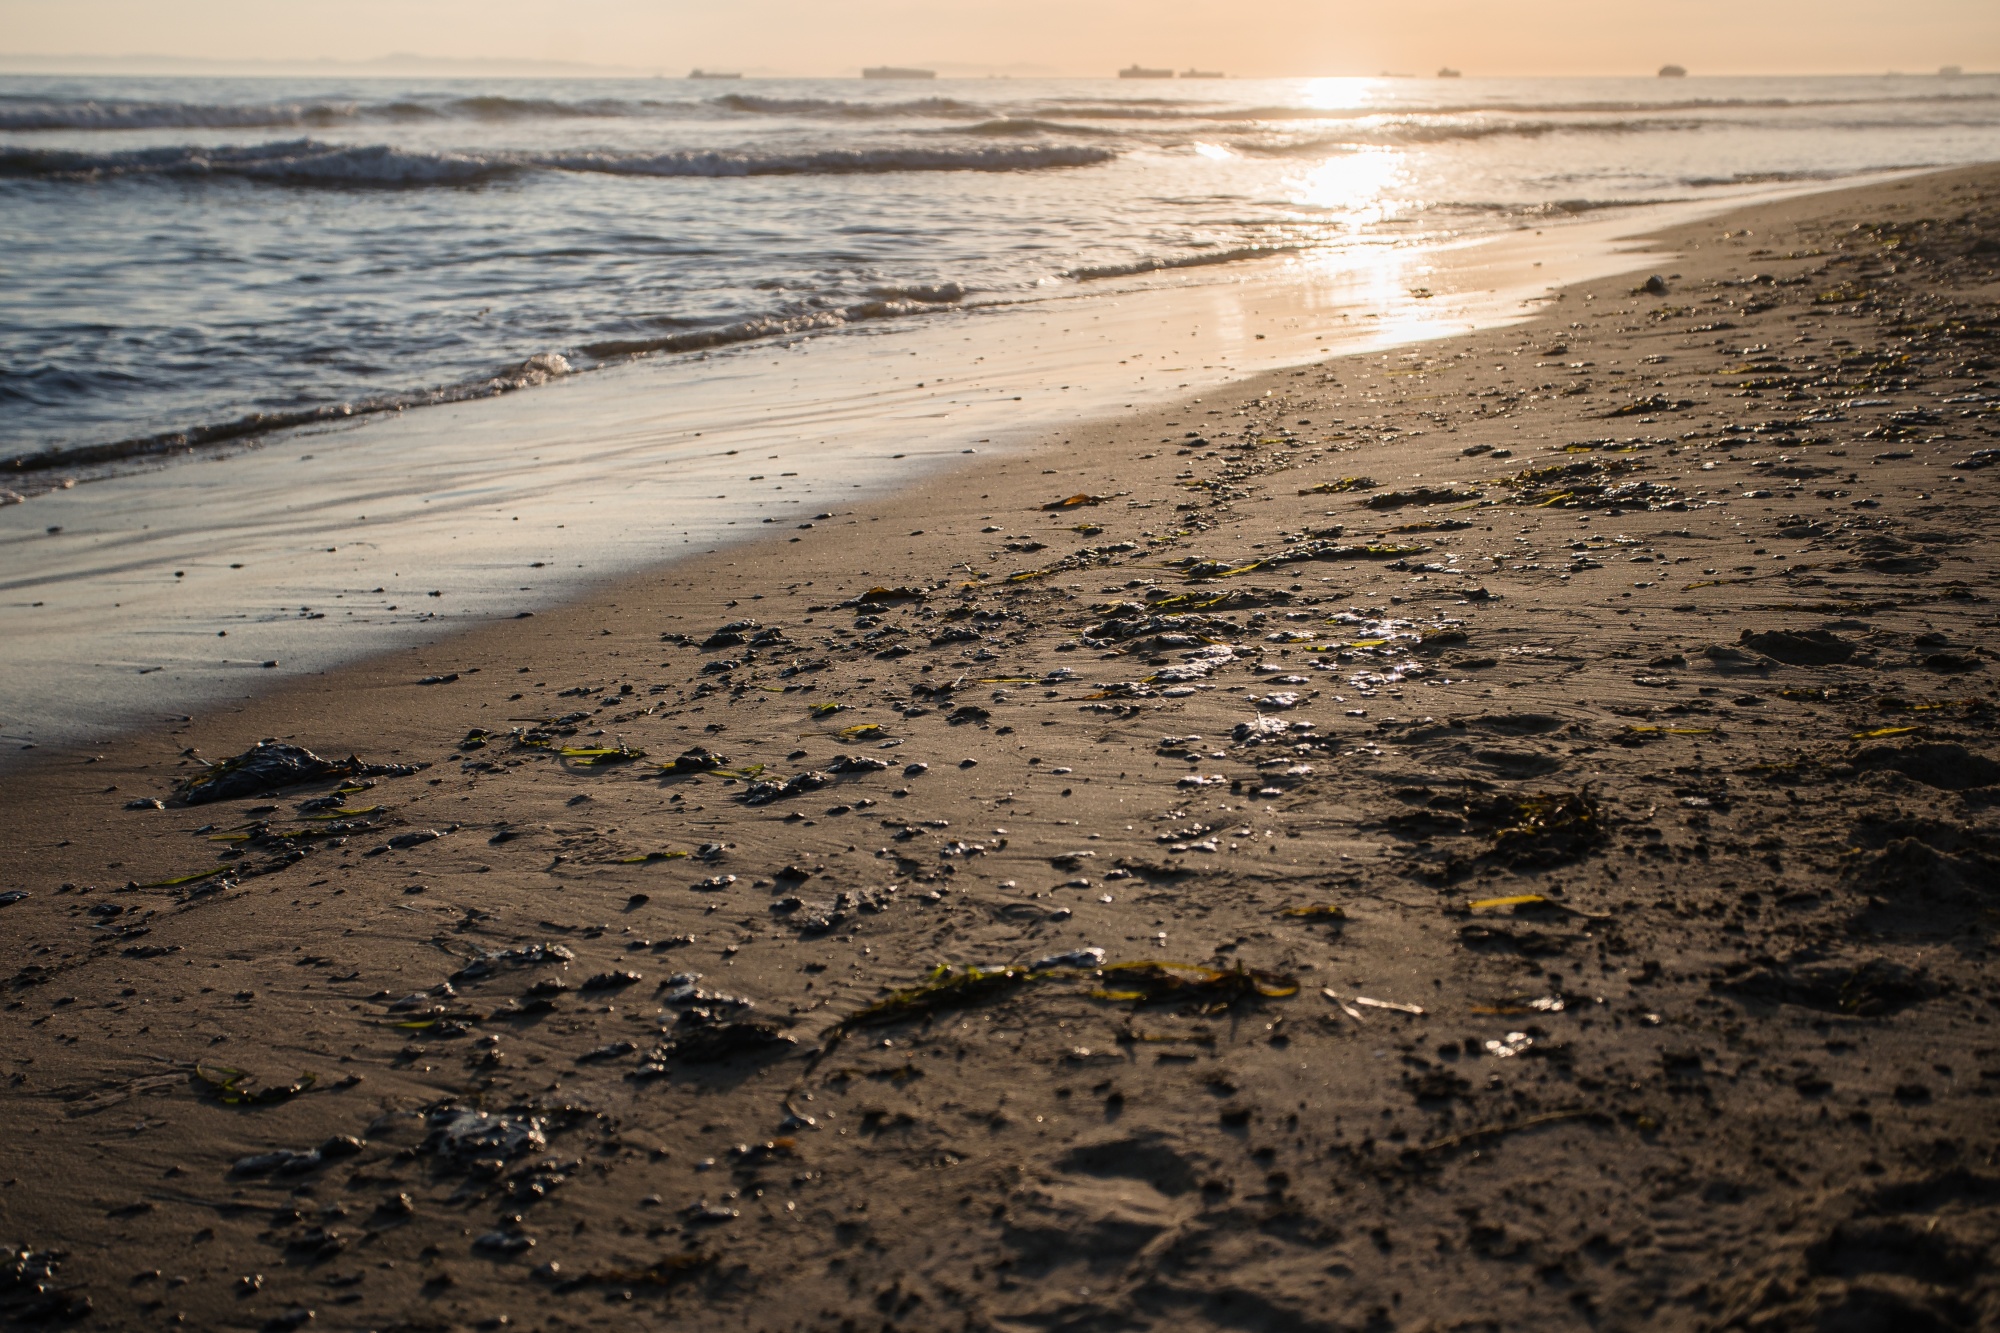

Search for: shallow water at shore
xmin=4 ymin=72 xmax=1997 ymax=464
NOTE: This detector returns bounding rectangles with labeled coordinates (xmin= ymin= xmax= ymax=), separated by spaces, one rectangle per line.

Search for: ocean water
xmin=4 ymin=71 xmax=1999 ymax=470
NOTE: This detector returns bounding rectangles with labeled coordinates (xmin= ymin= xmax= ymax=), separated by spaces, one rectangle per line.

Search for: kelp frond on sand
xmin=832 ymin=965 xmax=1041 ymax=1035
xmin=1091 ymin=961 xmax=1300 ymax=1012
xmin=1486 ymin=791 xmax=1604 ymax=866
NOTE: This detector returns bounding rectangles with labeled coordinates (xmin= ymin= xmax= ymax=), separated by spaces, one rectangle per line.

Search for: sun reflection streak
xmin=1279 ymin=150 xmax=1472 ymax=349
xmin=1287 ymin=147 xmax=1411 ymax=229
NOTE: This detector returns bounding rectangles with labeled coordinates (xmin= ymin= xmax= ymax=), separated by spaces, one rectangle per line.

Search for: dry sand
xmin=3 ymin=165 xmax=1999 ymax=1333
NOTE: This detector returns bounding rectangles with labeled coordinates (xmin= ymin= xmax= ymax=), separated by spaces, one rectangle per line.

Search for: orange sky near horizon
xmin=1 ymin=0 xmax=1995 ymax=78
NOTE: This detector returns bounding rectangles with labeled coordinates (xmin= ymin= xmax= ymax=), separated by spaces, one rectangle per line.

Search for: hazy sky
xmin=2 ymin=0 xmax=1996 ymax=77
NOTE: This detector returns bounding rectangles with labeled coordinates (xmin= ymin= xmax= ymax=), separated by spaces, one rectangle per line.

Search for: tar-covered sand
xmin=3 ymin=166 xmax=1999 ymax=1333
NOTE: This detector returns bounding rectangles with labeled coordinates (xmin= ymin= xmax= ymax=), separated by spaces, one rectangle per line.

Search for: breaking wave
xmin=1 ymin=140 xmax=517 ymax=185
xmin=955 ymin=118 xmax=1108 ymax=137
xmin=0 ymin=138 xmax=1117 ymax=186
xmin=580 ymin=287 xmax=968 ymax=359
xmin=446 ymin=95 xmax=633 ymax=119
xmin=707 ymin=94 xmax=986 ymax=119
xmin=0 ymin=97 xmax=371 ymax=131
xmin=0 ymin=91 xmax=993 ymax=131
xmin=1066 ymin=245 xmax=1299 ymax=281
xmin=1678 ymin=168 xmax=1856 ymax=188
xmin=1435 ymin=197 xmax=1687 ymax=217
xmin=0 ymin=284 xmax=984 ymax=477
xmin=1 ymin=352 xmax=576 ymax=478
xmin=546 ymin=144 xmax=1114 ymax=177
xmin=1236 ymin=117 xmax=1710 ymax=155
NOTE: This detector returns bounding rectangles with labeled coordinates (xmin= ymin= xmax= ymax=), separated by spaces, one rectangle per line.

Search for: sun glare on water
xmin=1289 ymin=147 xmax=1410 ymax=229
xmin=1296 ymin=77 xmax=1384 ymax=114
xmin=1276 ymin=85 xmax=1456 ymax=346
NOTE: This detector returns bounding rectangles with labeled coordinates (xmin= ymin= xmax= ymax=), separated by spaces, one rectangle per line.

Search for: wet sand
xmin=2 ymin=164 xmax=1998 ymax=1332
xmin=0 ymin=185 xmax=1849 ymax=757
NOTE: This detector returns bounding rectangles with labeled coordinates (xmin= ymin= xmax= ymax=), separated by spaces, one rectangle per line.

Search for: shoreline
xmin=1 ymin=163 xmax=1997 ymax=1332
xmin=0 ymin=172 xmax=1914 ymax=760
xmin=0 ymin=173 xmax=1906 ymax=491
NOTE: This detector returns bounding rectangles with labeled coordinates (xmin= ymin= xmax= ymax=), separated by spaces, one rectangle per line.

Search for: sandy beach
xmin=3 ymin=163 xmax=1998 ymax=1333
xmin=0 ymin=191 xmax=1779 ymax=757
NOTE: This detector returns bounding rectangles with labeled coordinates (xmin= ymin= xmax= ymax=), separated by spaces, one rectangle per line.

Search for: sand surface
xmin=3 ymin=166 xmax=1999 ymax=1333
xmin=0 ymin=185 xmax=1844 ymax=756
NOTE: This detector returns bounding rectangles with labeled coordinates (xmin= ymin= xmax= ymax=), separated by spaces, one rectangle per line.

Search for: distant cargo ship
xmin=688 ymin=69 xmax=741 ymax=79
xmin=1119 ymin=65 xmax=1174 ymax=79
xmin=1659 ymin=64 xmax=1688 ymax=78
xmin=1180 ymin=68 xmax=1224 ymax=79
xmin=1437 ymin=67 xmax=1462 ymax=78
xmin=863 ymin=66 xmax=936 ymax=79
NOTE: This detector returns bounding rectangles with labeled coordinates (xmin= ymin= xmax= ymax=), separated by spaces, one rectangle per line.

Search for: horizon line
xmin=0 ymin=51 xmax=1992 ymax=81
